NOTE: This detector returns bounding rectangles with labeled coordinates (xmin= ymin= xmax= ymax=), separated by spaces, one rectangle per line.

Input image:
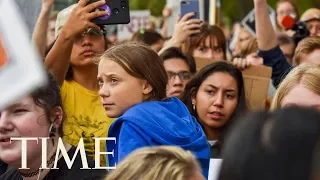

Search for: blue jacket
xmin=106 ymin=97 xmax=210 ymax=178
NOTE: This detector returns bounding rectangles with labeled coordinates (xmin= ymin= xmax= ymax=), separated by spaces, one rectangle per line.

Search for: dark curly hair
xmin=31 ymin=72 xmax=65 ymax=136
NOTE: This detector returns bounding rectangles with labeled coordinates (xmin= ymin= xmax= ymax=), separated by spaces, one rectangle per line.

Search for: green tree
xmin=148 ymin=0 xmax=166 ymax=17
xmin=222 ymin=0 xmax=316 ymax=25
xmin=130 ymin=0 xmax=166 ymax=17
xmin=129 ymin=0 xmax=149 ymax=10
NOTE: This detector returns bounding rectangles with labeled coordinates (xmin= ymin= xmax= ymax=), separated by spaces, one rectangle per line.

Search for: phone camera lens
xmin=112 ymin=8 xmax=120 ymax=15
xmin=121 ymin=1 xmax=127 ymax=9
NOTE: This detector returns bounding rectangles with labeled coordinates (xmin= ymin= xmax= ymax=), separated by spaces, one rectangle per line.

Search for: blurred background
xmin=53 ymin=0 xmax=318 ymax=27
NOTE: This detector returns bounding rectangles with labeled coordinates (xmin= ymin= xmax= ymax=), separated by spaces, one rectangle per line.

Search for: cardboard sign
xmin=242 ymin=65 xmax=272 ymax=110
xmin=194 ymin=58 xmax=272 ymax=110
xmin=117 ymin=10 xmax=150 ymax=41
xmin=208 ymin=159 xmax=222 ymax=180
xmin=0 ymin=0 xmax=47 ymax=110
xmin=241 ymin=5 xmax=276 ymax=36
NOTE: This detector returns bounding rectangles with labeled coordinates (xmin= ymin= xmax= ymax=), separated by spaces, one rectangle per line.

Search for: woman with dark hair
xmin=0 ymin=73 xmax=107 ymax=180
xmin=219 ymin=107 xmax=320 ymax=180
xmin=181 ymin=61 xmax=248 ymax=158
xmin=98 ymin=42 xmax=210 ymax=178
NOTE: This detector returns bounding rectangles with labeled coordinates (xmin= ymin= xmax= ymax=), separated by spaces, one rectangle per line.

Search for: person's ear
xmin=142 ymin=80 xmax=153 ymax=95
xmin=51 ymin=106 xmax=63 ymax=128
xmin=191 ymin=88 xmax=197 ymax=105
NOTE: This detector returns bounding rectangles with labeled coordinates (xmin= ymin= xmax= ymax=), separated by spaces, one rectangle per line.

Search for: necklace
xmin=20 ymin=152 xmax=56 ymax=178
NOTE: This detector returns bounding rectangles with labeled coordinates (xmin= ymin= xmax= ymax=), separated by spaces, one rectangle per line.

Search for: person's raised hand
xmin=162 ymin=7 xmax=172 ymax=18
xmin=232 ymin=57 xmax=250 ymax=70
xmin=171 ymin=12 xmax=202 ymax=46
xmin=254 ymin=0 xmax=267 ymax=6
xmin=41 ymin=0 xmax=54 ymax=12
xmin=60 ymin=0 xmax=109 ymax=40
xmin=233 ymin=53 xmax=263 ymax=70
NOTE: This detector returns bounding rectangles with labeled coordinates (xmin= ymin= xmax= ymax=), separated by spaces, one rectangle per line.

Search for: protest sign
xmin=194 ymin=58 xmax=272 ymax=110
xmin=117 ymin=10 xmax=150 ymax=41
xmin=242 ymin=65 xmax=272 ymax=110
xmin=208 ymin=159 xmax=222 ymax=180
xmin=0 ymin=0 xmax=47 ymax=110
xmin=241 ymin=5 xmax=276 ymax=36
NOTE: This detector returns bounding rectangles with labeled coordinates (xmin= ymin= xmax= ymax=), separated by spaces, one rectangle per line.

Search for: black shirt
xmin=0 ymin=147 xmax=107 ymax=180
xmin=0 ymin=160 xmax=7 ymax=176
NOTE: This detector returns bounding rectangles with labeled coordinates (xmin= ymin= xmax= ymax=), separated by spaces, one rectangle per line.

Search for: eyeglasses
xmin=75 ymin=28 xmax=104 ymax=41
xmin=167 ymin=71 xmax=192 ymax=81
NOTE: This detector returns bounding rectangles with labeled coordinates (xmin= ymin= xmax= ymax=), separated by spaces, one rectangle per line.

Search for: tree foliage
xmin=66 ymin=0 xmax=317 ymax=24
xmin=222 ymin=0 xmax=316 ymax=25
xmin=129 ymin=0 xmax=166 ymax=17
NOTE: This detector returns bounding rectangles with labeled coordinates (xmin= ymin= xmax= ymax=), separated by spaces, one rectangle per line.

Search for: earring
xmin=49 ymin=123 xmax=56 ymax=138
xmin=192 ymin=103 xmax=196 ymax=111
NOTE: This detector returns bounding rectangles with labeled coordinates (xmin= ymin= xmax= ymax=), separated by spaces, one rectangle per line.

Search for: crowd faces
xmin=3 ymin=0 xmax=320 ymax=179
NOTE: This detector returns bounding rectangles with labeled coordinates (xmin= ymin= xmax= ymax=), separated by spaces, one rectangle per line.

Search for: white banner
xmin=117 ymin=10 xmax=150 ymax=41
xmin=0 ymin=0 xmax=47 ymax=110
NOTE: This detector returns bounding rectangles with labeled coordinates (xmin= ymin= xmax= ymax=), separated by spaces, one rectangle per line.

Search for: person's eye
xmin=167 ymin=72 xmax=176 ymax=79
xmin=206 ymin=90 xmax=215 ymax=95
xmin=181 ymin=73 xmax=192 ymax=80
xmin=111 ymin=78 xmax=118 ymax=84
xmin=214 ymin=48 xmax=222 ymax=53
xmin=198 ymin=47 xmax=207 ymax=52
xmin=226 ymin=94 xmax=235 ymax=99
xmin=98 ymin=79 xmax=104 ymax=88
xmin=182 ymin=75 xmax=191 ymax=80
xmin=14 ymin=109 xmax=28 ymax=114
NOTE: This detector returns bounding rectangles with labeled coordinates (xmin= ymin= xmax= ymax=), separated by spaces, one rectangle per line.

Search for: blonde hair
xmin=105 ymin=146 xmax=202 ymax=180
xmin=271 ymin=63 xmax=320 ymax=110
xmin=294 ymin=37 xmax=320 ymax=65
xmin=240 ymin=37 xmax=258 ymax=58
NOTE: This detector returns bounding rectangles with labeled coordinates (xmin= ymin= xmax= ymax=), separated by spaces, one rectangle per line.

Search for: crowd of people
xmin=1 ymin=0 xmax=320 ymax=179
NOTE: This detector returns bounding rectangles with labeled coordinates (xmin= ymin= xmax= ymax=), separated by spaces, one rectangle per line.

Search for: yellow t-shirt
xmin=60 ymin=80 xmax=113 ymax=166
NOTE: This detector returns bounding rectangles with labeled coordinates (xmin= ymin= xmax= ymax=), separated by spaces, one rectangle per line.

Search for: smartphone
xmin=87 ymin=0 xmax=130 ymax=25
xmin=180 ymin=0 xmax=200 ymax=20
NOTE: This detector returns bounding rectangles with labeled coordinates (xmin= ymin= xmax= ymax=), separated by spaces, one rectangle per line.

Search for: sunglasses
xmin=75 ymin=28 xmax=105 ymax=40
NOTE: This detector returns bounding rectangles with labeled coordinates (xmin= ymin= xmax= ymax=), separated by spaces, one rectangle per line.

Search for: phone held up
xmin=87 ymin=0 xmax=130 ymax=25
xmin=180 ymin=0 xmax=200 ymax=20
xmin=180 ymin=0 xmax=201 ymax=36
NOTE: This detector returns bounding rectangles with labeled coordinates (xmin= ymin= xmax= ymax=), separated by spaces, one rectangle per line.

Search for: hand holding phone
xmin=87 ymin=0 xmax=130 ymax=25
xmin=169 ymin=1 xmax=202 ymax=45
xmin=61 ymin=0 xmax=107 ymax=39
